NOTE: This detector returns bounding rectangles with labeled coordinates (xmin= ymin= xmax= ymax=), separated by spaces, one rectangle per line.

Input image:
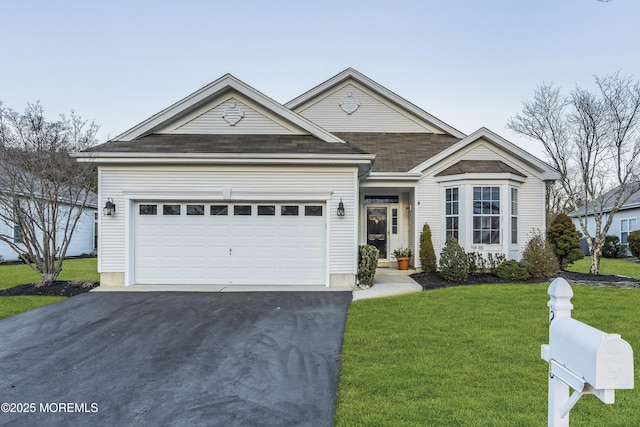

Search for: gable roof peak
xmin=113 ymin=73 xmax=345 ymax=144
xmin=285 ymin=68 xmax=466 ymax=138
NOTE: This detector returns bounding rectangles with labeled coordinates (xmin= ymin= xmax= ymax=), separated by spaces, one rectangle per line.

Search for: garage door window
xmin=258 ymin=205 xmax=276 ymax=216
xmin=187 ymin=204 xmax=205 ymax=216
xmin=234 ymin=205 xmax=251 ymax=216
xmin=163 ymin=204 xmax=181 ymax=215
xmin=210 ymin=205 xmax=228 ymax=216
xmin=281 ymin=205 xmax=299 ymax=216
xmin=139 ymin=205 xmax=157 ymax=215
xmin=305 ymin=205 xmax=323 ymax=216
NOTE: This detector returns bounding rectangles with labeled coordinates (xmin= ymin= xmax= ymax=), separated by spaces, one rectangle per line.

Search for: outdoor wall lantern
xmin=337 ymin=198 xmax=345 ymax=217
xmin=103 ymin=198 xmax=116 ymax=216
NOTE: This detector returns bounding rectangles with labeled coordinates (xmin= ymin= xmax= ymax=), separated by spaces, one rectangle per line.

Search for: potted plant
xmin=393 ymin=247 xmax=413 ymax=270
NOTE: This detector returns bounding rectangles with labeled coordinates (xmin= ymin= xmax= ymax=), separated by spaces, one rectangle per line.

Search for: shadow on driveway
xmin=0 ymin=291 xmax=352 ymax=426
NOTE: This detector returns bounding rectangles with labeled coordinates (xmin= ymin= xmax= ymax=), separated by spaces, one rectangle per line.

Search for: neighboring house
xmin=569 ymin=185 xmax=640 ymax=251
xmin=74 ymin=68 xmax=557 ymax=287
xmin=0 ymin=194 xmax=97 ymax=262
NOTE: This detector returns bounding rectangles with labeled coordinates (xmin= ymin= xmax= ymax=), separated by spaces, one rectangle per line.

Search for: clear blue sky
xmin=2 ymin=0 xmax=638 ymax=159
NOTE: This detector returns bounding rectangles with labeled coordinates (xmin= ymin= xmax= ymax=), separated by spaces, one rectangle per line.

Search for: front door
xmin=366 ymin=206 xmax=388 ymax=259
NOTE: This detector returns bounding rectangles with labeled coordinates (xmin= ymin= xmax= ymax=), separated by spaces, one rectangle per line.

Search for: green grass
xmin=565 ymin=257 xmax=640 ymax=278
xmin=0 ymin=296 xmax=66 ymax=320
xmin=336 ymin=284 xmax=640 ymax=426
xmin=0 ymin=257 xmax=99 ymax=290
xmin=0 ymin=258 xmax=98 ymax=319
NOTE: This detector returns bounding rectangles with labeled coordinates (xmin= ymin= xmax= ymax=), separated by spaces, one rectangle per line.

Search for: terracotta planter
xmin=396 ymin=257 xmax=410 ymax=270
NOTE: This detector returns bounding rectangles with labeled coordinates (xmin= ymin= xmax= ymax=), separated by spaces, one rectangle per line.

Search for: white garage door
xmin=133 ymin=202 xmax=326 ymax=285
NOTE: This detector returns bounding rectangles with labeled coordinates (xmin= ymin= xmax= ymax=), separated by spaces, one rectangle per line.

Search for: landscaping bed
xmin=411 ymin=270 xmax=640 ymax=291
xmin=0 ymin=281 xmax=99 ymax=297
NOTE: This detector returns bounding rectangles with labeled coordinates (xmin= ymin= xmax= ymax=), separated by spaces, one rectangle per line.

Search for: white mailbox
xmin=541 ymin=277 xmax=634 ymax=427
xmin=549 ymin=317 xmax=633 ymax=391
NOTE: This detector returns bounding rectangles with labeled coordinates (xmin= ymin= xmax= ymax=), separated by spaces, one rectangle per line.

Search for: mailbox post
xmin=541 ymin=278 xmax=634 ymax=427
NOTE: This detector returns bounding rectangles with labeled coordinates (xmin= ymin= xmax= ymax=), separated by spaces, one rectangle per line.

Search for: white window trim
xmin=621 ymin=217 xmax=638 ymax=244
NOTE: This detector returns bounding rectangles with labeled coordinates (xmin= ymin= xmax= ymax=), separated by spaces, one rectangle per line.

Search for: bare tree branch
xmin=508 ymin=73 xmax=640 ymax=274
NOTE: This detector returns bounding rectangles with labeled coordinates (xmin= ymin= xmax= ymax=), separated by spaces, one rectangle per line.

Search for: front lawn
xmin=336 ymin=284 xmax=640 ymax=426
xmin=565 ymin=257 xmax=640 ymax=278
xmin=0 ymin=258 xmax=98 ymax=319
xmin=0 ymin=257 xmax=99 ymax=291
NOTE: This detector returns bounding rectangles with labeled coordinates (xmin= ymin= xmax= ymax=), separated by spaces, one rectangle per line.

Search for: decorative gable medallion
xmin=222 ymin=102 xmax=244 ymax=126
xmin=340 ymin=93 xmax=360 ymax=115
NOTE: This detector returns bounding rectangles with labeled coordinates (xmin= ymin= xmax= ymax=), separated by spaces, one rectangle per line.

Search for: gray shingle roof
xmin=333 ymin=132 xmax=460 ymax=172
xmin=435 ymin=160 xmax=527 ymax=177
xmin=85 ymin=134 xmax=370 ymax=156
xmin=574 ymin=183 xmax=640 ymax=215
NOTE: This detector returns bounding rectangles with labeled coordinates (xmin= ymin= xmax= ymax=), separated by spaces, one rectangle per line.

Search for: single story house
xmin=569 ymin=184 xmax=640 ymax=250
xmin=74 ymin=68 xmax=557 ymax=287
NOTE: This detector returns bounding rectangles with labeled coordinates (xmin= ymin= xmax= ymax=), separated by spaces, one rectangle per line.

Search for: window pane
xmin=210 ymin=205 xmax=228 ymax=216
xmin=364 ymin=196 xmax=399 ymax=204
xmin=258 ymin=205 xmax=275 ymax=216
xmin=281 ymin=205 xmax=299 ymax=216
xmin=491 ymin=201 xmax=500 ymax=214
xmin=631 ymin=218 xmax=638 ymax=229
xmin=492 ymin=187 xmax=500 ymax=200
xmin=13 ymin=225 xmax=22 ymax=243
xmin=512 ymin=217 xmax=518 ymax=244
xmin=473 ymin=201 xmax=482 ymax=215
xmin=305 ymin=205 xmax=323 ymax=216
xmin=139 ymin=204 xmax=157 ymax=215
xmin=187 ymin=205 xmax=204 ymax=215
xmin=234 ymin=205 xmax=251 ymax=216
xmin=483 ymin=187 xmax=491 ymax=199
xmin=491 ymin=231 xmax=500 ymax=244
xmin=163 ymin=204 xmax=181 ymax=215
xmin=473 ymin=187 xmax=481 ymax=200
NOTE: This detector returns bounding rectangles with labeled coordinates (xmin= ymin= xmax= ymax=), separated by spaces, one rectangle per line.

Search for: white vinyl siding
xmin=98 ymin=165 xmax=358 ymax=284
xmin=295 ymin=82 xmax=443 ymax=133
xmin=162 ymin=96 xmax=299 ymax=135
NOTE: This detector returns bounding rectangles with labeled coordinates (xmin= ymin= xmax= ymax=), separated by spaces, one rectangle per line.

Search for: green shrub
xmin=546 ymin=213 xmax=584 ymax=268
xmin=419 ymin=223 xmax=437 ymax=273
xmin=439 ymin=237 xmax=469 ymax=282
xmin=493 ymin=260 xmax=531 ymax=280
xmin=358 ymin=245 xmax=379 ymax=287
xmin=603 ymin=235 xmax=622 ymax=258
xmin=521 ymin=230 xmax=559 ymax=278
xmin=629 ymin=230 xmax=640 ymax=257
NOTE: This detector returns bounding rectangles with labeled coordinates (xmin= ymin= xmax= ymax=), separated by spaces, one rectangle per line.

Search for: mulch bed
xmin=0 ymin=281 xmax=99 ymax=297
xmin=411 ymin=271 xmax=640 ymax=291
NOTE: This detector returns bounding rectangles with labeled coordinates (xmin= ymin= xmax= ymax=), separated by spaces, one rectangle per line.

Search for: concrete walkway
xmin=92 ymin=268 xmax=423 ymax=300
xmin=352 ymin=268 xmax=423 ymax=301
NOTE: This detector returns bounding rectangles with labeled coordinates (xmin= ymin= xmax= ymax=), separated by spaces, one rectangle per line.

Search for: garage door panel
xmin=134 ymin=202 xmax=326 ymax=285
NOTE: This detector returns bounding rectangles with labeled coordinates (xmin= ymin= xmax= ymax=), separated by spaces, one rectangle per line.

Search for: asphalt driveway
xmin=0 ymin=291 xmax=352 ymax=426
